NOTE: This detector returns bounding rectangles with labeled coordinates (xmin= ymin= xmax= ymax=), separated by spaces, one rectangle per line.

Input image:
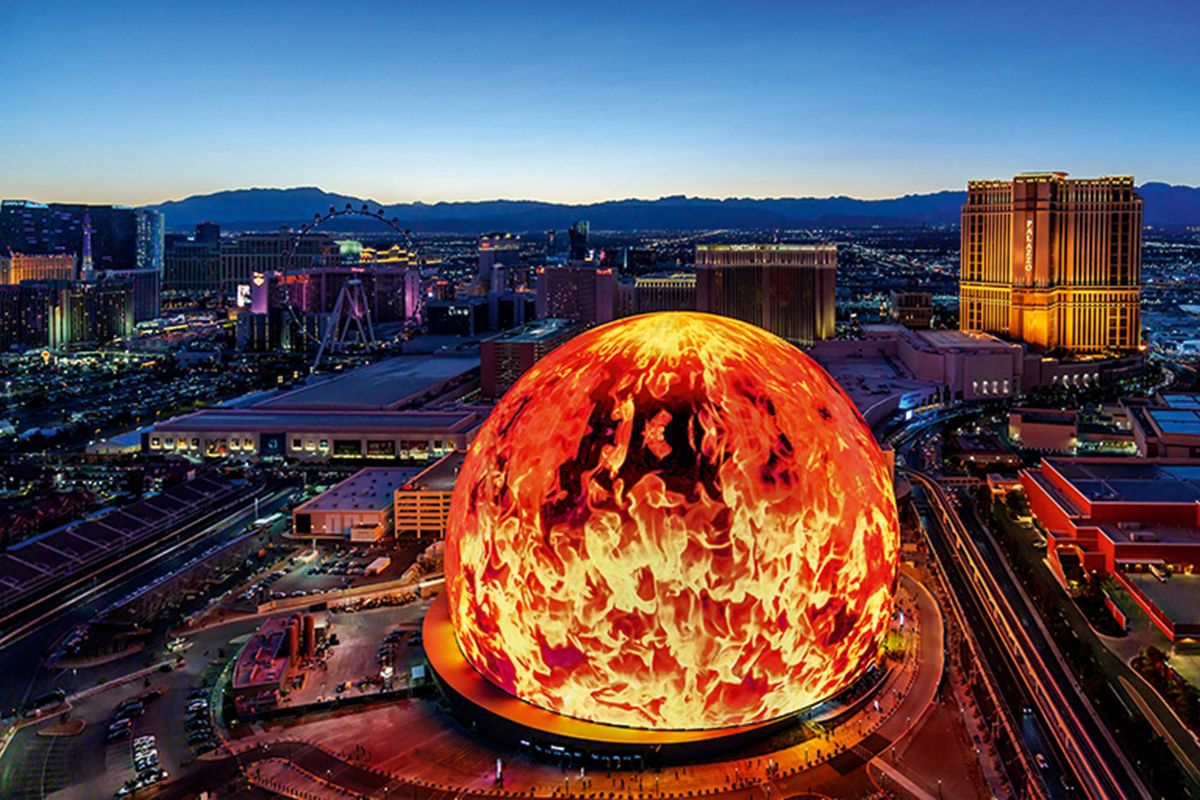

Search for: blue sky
xmin=1 ymin=0 xmax=1196 ymax=205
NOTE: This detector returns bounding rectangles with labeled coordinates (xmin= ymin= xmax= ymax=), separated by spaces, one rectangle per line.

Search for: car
xmin=195 ymin=741 xmax=215 ymax=754
xmin=108 ymin=718 xmax=133 ymax=732
xmin=105 ymin=728 xmax=131 ymax=742
xmin=1035 ymin=753 xmax=1049 ymax=770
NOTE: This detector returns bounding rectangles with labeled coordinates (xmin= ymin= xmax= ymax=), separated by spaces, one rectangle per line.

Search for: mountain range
xmin=151 ymin=183 xmax=1200 ymax=233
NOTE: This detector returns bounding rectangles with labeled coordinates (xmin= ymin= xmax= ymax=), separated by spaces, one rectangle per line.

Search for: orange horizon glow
xmin=445 ymin=312 xmax=899 ymax=730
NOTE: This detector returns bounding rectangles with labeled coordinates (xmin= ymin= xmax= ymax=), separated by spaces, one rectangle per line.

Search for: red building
xmin=1021 ymin=458 xmax=1200 ymax=643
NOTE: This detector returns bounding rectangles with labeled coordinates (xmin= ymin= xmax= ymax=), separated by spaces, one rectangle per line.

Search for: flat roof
xmin=154 ymin=408 xmax=480 ymax=434
xmin=298 ymin=468 xmax=422 ymax=512
xmin=484 ymin=318 xmax=576 ymax=344
xmin=253 ymin=355 xmax=479 ymax=411
xmin=1122 ymin=572 xmax=1200 ymax=626
xmin=1160 ymin=394 xmax=1200 ymax=410
xmin=914 ymin=329 xmax=1016 ymax=353
xmin=1148 ymin=408 xmax=1200 ymax=436
xmin=1046 ymin=459 xmax=1200 ymax=504
xmin=404 ymin=450 xmax=466 ymax=492
xmin=694 ymin=244 xmax=836 ymax=252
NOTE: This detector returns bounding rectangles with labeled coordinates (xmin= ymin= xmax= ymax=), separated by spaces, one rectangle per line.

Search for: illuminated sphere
xmin=445 ymin=312 xmax=899 ymax=730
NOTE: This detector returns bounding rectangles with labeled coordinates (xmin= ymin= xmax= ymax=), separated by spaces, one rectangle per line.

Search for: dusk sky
xmin=2 ymin=0 xmax=1197 ymax=206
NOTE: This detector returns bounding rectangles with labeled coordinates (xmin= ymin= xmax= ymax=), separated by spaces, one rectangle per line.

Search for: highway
xmin=907 ymin=468 xmax=1150 ymax=800
xmin=909 ymin=479 xmax=1070 ymax=799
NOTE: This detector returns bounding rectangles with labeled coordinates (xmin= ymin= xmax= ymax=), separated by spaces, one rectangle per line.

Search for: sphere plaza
xmin=414 ymin=312 xmax=943 ymax=784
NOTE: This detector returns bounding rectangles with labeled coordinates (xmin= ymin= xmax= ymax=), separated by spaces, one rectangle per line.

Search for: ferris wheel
xmin=279 ymin=204 xmax=414 ymax=370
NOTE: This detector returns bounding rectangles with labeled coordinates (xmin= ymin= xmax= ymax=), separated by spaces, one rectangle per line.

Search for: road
xmin=909 ymin=469 xmax=1149 ymax=800
xmin=0 ymin=484 xmax=295 ymax=717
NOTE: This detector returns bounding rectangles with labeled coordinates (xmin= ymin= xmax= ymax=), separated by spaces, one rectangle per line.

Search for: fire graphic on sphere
xmin=445 ymin=312 xmax=899 ymax=730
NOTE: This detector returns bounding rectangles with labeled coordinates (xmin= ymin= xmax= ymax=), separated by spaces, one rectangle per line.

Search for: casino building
xmin=960 ymin=172 xmax=1142 ymax=354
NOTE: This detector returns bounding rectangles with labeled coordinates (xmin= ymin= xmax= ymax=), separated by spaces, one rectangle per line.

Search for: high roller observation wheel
xmin=278 ymin=204 xmax=414 ymax=347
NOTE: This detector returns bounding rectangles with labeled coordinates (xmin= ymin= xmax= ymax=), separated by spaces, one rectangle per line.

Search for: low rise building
xmin=394 ymin=450 xmax=464 ymax=537
xmin=1009 ymin=408 xmax=1079 ymax=453
xmin=1021 ymin=458 xmax=1200 ymax=644
xmin=292 ymin=467 xmax=421 ymax=542
xmin=1125 ymin=394 xmax=1200 ymax=459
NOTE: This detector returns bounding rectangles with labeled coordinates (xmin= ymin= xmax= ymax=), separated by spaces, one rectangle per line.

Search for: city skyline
xmin=2 ymin=1 xmax=1198 ymax=205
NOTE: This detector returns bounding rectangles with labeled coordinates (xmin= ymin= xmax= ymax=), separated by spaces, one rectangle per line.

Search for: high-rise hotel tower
xmin=960 ymin=172 xmax=1141 ymax=354
xmin=695 ymin=244 xmax=836 ymax=346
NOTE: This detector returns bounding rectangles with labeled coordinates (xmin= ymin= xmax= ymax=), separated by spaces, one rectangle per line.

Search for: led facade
xmin=445 ymin=312 xmax=899 ymax=730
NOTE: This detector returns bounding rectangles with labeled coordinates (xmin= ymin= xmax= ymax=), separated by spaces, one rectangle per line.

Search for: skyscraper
xmin=567 ymin=220 xmax=590 ymax=262
xmin=959 ymin=172 xmax=1142 ymax=354
xmin=135 ymin=208 xmax=165 ymax=272
xmin=194 ymin=221 xmax=221 ymax=245
xmin=695 ymin=244 xmax=836 ymax=346
xmin=477 ymin=232 xmax=522 ymax=292
xmin=164 ymin=236 xmax=222 ymax=293
xmin=0 ymin=201 xmax=137 ymax=272
xmin=535 ymin=263 xmax=616 ymax=327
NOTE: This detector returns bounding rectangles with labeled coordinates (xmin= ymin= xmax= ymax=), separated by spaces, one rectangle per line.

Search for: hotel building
xmin=960 ymin=172 xmax=1141 ymax=354
xmin=695 ymin=244 xmax=836 ymax=346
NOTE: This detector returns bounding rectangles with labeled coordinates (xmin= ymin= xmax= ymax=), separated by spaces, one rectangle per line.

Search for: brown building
xmin=534 ymin=263 xmax=616 ymax=327
xmin=624 ymin=271 xmax=697 ymax=316
xmin=480 ymin=317 xmax=578 ymax=399
xmin=695 ymin=244 xmax=836 ymax=346
xmin=889 ymin=290 xmax=933 ymax=329
xmin=0 ymin=251 xmax=76 ymax=284
xmin=960 ymin=172 xmax=1141 ymax=354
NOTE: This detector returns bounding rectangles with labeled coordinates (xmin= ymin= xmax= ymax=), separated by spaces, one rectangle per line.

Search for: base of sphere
xmin=423 ymin=592 xmax=884 ymax=765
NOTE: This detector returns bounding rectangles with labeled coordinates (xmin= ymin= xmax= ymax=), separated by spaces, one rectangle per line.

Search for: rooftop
xmin=1148 ymin=408 xmax=1200 ymax=436
xmin=1046 ymin=459 xmax=1200 ymax=505
xmin=252 ymin=355 xmax=479 ymax=411
xmin=694 ymin=244 xmax=836 ymax=252
xmin=913 ymin=328 xmax=1017 ymax=353
xmin=154 ymin=408 xmax=481 ymax=434
xmin=1160 ymin=394 xmax=1200 ymax=410
xmin=232 ymin=616 xmax=293 ymax=691
xmin=403 ymin=450 xmax=466 ymax=492
xmin=484 ymin=318 xmax=577 ymax=344
xmin=1121 ymin=572 xmax=1200 ymax=627
xmin=298 ymin=468 xmax=422 ymax=512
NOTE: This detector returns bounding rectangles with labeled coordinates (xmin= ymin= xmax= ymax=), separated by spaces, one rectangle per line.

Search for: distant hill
xmin=150 ymin=184 xmax=1200 ymax=233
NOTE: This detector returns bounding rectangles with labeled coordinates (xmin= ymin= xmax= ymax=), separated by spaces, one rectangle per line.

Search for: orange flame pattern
xmin=445 ymin=312 xmax=898 ymax=730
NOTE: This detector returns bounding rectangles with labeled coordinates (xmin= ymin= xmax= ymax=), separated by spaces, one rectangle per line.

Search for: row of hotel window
xmin=148 ymin=436 xmax=452 ymax=459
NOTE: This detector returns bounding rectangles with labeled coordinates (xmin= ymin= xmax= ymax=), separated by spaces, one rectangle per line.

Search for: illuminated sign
xmin=236 ymin=284 xmax=251 ymax=307
xmin=252 ymin=272 xmax=265 ymax=287
xmin=1024 ymin=218 xmax=1034 ymax=273
xmin=444 ymin=312 xmax=900 ymax=730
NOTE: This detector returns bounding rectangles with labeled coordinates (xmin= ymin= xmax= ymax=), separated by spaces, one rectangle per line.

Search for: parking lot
xmin=231 ymin=542 xmax=425 ymax=608
xmin=282 ymin=601 xmax=429 ymax=707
